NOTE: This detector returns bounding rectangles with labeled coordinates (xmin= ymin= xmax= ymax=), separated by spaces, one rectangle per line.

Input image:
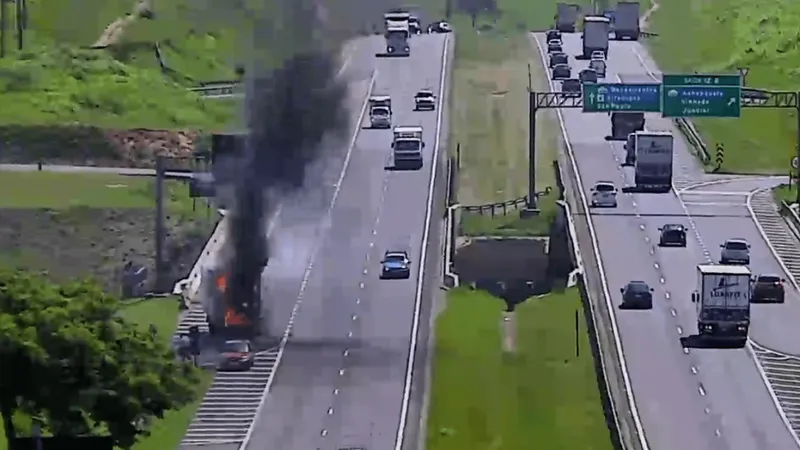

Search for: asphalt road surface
xmin=533 ymin=33 xmax=799 ymax=450
xmin=178 ymin=36 xmax=379 ymax=449
xmin=242 ymin=33 xmax=449 ymax=450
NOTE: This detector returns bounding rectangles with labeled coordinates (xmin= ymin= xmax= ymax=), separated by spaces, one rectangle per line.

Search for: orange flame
xmin=216 ymin=274 xmax=227 ymax=292
xmin=225 ymin=307 xmax=250 ymax=326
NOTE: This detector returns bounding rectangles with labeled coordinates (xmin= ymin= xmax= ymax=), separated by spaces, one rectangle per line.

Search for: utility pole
xmin=155 ymin=155 xmax=166 ymax=291
xmin=1 ymin=0 xmax=7 ymax=58
xmin=15 ymin=0 xmax=22 ymax=50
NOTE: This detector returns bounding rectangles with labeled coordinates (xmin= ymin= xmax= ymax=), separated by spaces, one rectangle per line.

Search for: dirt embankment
xmin=0 ymin=126 xmax=201 ymax=168
xmin=0 ymin=208 xmax=214 ymax=293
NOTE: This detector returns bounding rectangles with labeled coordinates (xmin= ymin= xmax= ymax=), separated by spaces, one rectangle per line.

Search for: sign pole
xmin=528 ymin=91 xmax=538 ymax=210
xmin=796 ymin=95 xmax=800 ymax=204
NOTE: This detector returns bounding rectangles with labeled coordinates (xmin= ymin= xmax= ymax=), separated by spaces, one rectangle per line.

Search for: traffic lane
xmin=604 ymin=43 xmax=706 ymax=184
xmin=679 ymin=177 xmax=786 ymax=194
xmin=688 ymin=209 xmax=800 ymax=354
xmin=244 ymin=75 xmax=389 ymax=450
xmin=691 ymin=347 xmax=799 ymax=450
xmin=563 ymin=133 xmax=718 ymax=450
xmin=262 ymin=73 xmax=375 ymax=342
xmin=632 ymin=202 xmax=799 ymax=450
xmin=590 ymin=216 xmax=721 ymax=450
xmin=256 ymin=33 xmax=379 ymax=337
xmin=244 ymin=124 xmax=392 ymax=450
xmin=550 ymin=34 xmax=727 ymax=450
xmin=339 ymin=34 xmax=383 ymax=81
xmin=320 ymin=34 xmax=447 ymax=447
xmin=560 ymin=33 xmax=798 ymax=448
xmin=679 ymin=193 xmax=749 ymax=206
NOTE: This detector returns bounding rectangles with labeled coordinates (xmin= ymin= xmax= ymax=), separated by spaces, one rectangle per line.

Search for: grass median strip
xmin=426 ymin=287 xmax=614 ymax=450
xmin=449 ymin=15 xmax=560 ymax=236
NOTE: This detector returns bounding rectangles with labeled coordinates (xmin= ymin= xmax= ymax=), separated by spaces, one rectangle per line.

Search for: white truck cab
xmin=369 ymin=95 xmax=392 ymax=128
xmin=391 ymin=126 xmax=424 ymax=169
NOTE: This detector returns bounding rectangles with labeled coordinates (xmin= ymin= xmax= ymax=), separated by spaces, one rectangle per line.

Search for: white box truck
xmin=691 ymin=264 xmax=751 ymax=344
xmin=392 ymin=126 xmax=424 ymax=169
xmin=634 ymin=131 xmax=673 ymax=192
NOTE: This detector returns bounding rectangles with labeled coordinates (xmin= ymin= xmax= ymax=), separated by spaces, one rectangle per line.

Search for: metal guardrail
xmin=189 ymin=82 xmax=243 ymax=99
xmin=443 ymin=205 xmax=460 ymax=289
xmin=674 ymin=117 xmax=710 ymax=163
xmin=462 ymin=195 xmax=529 ymax=216
xmin=779 ymin=200 xmax=800 ymax=235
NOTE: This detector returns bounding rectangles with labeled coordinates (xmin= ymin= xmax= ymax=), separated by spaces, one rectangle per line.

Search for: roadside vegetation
xmin=647 ymin=0 xmax=799 ymax=174
xmin=449 ymin=6 xmax=562 ymax=237
xmin=119 ymin=299 xmax=214 ymax=450
xmin=0 ymin=0 xmax=259 ymax=128
xmin=0 ymin=275 xmax=208 ymax=450
xmin=0 ymin=172 xmax=216 ymax=293
xmin=427 ymin=287 xmax=613 ymax=450
xmin=773 ymin=184 xmax=797 ymax=206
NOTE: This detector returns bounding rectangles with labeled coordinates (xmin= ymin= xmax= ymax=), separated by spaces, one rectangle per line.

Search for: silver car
xmin=720 ymin=238 xmax=750 ymax=265
xmin=370 ymin=107 xmax=391 ymax=128
xmin=590 ymin=181 xmax=617 ymax=208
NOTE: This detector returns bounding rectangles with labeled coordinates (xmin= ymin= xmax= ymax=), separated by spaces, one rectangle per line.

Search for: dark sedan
xmin=620 ymin=281 xmax=654 ymax=309
xmin=658 ymin=224 xmax=687 ymax=247
xmin=217 ymin=339 xmax=255 ymax=371
xmin=751 ymin=274 xmax=785 ymax=303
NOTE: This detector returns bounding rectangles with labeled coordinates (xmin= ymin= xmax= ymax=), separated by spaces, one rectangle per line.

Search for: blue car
xmin=381 ymin=251 xmax=411 ymax=279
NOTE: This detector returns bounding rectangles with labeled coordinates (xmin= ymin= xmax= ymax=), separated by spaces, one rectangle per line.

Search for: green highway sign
xmin=583 ymin=83 xmax=662 ymax=113
xmin=661 ymin=74 xmax=742 ymax=118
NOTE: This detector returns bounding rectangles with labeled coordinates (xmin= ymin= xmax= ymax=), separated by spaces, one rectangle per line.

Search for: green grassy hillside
xmin=0 ymin=0 xmax=271 ymax=127
xmin=648 ymin=0 xmax=800 ymax=173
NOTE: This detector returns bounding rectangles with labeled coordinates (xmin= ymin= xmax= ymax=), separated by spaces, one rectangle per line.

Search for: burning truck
xmin=202 ymin=267 xmax=263 ymax=339
xmin=202 ymin=220 xmax=269 ymax=340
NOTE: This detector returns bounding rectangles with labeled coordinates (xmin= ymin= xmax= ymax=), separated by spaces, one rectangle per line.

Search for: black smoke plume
xmin=225 ymin=0 xmax=350 ymax=334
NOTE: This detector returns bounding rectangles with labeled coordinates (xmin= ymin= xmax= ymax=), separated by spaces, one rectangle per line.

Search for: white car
xmin=720 ymin=238 xmax=750 ymax=265
xmin=590 ymin=181 xmax=618 ymax=208
xmin=591 ymin=50 xmax=606 ymax=61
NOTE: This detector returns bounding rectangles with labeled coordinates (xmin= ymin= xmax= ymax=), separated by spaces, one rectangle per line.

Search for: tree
xmin=0 ymin=270 xmax=202 ymax=449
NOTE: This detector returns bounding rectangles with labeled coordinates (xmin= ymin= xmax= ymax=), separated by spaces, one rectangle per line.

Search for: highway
xmin=533 ymin=33 xmax=800 ymax=450
xmin=241 ymin=32 xmax=449 ymax=450
xmin=179 ymin=36 xmax=382 ymax=448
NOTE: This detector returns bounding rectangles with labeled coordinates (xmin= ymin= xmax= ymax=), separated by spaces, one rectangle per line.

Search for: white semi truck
xmin=392 ymin=126 xmax=424 ymax=169
xmin=634 ymin=131 xmax=673 ymax=192
xmin=691 ymin=264 xmax=752 ymax=345
xmin=384 ymin=10 xmax=411 ymax=32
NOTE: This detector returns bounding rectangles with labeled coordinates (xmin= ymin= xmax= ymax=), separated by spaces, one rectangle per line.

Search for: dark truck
xmin=581 ymin=15 xmax=610 ymax=59
xmin=609 ymin=112 xmax=645 ymax=140
xmin=555 ymin=3 xmax=580 ymax=33
xmin=386 ymin=26 xmax=410 ymax=56
xmin=614 ymin=1 xmax=641 ymax=40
